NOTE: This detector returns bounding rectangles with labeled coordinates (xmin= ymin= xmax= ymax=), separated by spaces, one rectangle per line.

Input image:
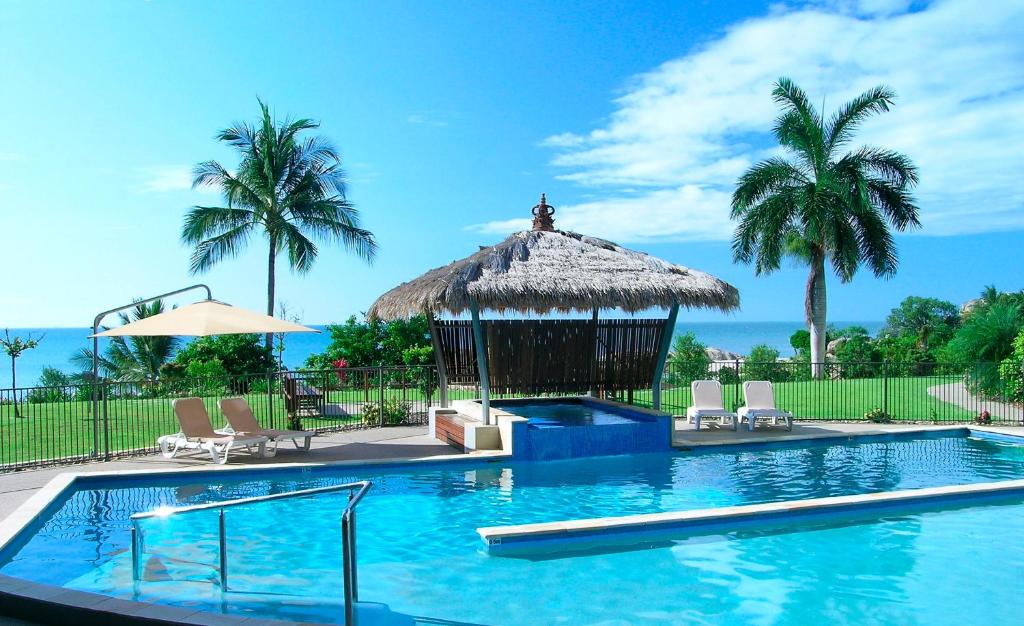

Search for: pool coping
xmin=477 ymin=478 xmax=1024 ymax=555
xmin=0 ymin=424 xmax=1020 ymax=624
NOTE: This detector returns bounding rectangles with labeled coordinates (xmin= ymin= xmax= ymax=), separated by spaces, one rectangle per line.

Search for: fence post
xmin=102 ymin=381 xmax=111 ymax=461
xmin=734 ymin=358 xmax=741 ymax=410
xmin=266 ymin=370 xmax=274 ymax=429
xmin=378 ymin=365 xmax=385 ymax=428
xmin=882 ymin=361 xmax=888 ymax=418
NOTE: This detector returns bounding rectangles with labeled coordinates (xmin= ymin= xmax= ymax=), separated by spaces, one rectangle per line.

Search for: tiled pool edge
xmin=478 ymin=478 xmax=1024 ymax=555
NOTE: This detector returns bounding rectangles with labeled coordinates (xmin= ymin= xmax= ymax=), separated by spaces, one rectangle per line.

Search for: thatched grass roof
xmin=368 ymin=214 xmax=741 ymax=320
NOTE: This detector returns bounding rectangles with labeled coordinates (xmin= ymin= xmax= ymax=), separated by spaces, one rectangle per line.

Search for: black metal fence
xmin=0 ymin=367 xmax=448 ymax=472
xmin=0 ymin=361 xmax=1020 ymax=472
xmin=628 ymin=360 xmax=1023 ymax=426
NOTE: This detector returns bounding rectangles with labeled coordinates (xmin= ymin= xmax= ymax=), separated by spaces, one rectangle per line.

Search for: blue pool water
xmin=3 ymin=431 xmax=1024 ymax=624
xmin=492 ymin=399 xmax=654 ymax=427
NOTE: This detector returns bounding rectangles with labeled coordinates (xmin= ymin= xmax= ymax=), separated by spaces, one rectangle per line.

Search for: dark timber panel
xmin=434 ymin=319 xmax=667 ymax=395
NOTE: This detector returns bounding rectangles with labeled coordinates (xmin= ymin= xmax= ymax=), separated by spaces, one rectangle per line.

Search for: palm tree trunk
xmin=806 ymin=249 xmax=828 ymax=379
xmin=266 ymin=238 xmax=276 ymax=352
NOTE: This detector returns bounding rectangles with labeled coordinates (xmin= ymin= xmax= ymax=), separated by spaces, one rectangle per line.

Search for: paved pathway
xmin=927 ymin=382 xmax=1023 ymax=422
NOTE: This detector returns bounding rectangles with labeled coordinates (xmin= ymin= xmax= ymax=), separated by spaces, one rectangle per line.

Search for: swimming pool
xmin=2 ymin=429 xmax=1024 ymax=624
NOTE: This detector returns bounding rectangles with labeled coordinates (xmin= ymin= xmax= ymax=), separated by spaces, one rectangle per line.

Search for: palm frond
xmin=825 ymin=85 xmax=895 ymax=151
xmin=181 ymin=205 xmax=255 ymax=245
xmin=187 ymin=223 xmax=254 ymax=274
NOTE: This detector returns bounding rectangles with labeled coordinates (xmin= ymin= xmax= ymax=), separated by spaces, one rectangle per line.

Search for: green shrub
xmin=306 ymin=315 xmax=432 ymax=369
xmin=789 ymin=330 xmax=810 ymax=357
xmin=744 ymin=344 xmax=787 ymax=381
xmin=27 ymin=367 xmax=72 ymax=403
xmin=715 ymin=365 xmax=740 ymax=385
xmin=833 ymin=335 xmax=881 ymax=378
xmin=666 ymin=332 xmax=710 ymax=385
xmin=864 ymin=407 xmax=892 ymax=423
xmin=362 ymin=397 xmax=411 ymax=426
xmin=174 ymin=334 xmax=273 ymax=393
xmin=183 ymin=358 xmax=230 ymax=395
xmin=998 ymin=331 xmax=1024 ymax=402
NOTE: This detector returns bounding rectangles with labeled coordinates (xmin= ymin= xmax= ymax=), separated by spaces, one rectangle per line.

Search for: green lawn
xmin=0 ymin=375 xmax=975 ymax=469
xmin=628 ymin=375 xmax=974 ymax=421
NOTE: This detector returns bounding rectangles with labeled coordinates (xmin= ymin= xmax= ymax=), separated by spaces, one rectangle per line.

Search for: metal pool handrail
xmin=129 ymin=480 xmax=373 ymax=626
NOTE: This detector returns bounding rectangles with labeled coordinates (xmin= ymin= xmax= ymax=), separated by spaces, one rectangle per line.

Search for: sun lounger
xmin=219 ymin=397 xmax=314 ymax=457
xmin=737 ymin=381 xmax=793 ymax=431
xmin=686 ymin=380 xmax=738 ymax=430
xmin=158 ymin=397 xmax=268 ymax=464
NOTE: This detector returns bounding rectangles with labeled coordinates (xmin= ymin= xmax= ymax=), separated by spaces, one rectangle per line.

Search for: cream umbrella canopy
xmin=91 ymin=300 xmax=319 ymax=337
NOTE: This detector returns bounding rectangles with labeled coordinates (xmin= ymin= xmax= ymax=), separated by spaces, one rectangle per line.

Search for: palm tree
xmin=182 ymin=100 xmax=377 ymax=349
xmin=72 ymin=300 xmax=178 ymax=383
xmin=731 ymin=78 xmax=920 ymax=378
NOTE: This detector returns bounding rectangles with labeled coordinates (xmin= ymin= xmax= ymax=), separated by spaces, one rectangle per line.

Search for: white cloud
xmin=488 ymin=0 xmax=1024 ymax=242
xmin=470 ymin=185 xmax=734 ymax=242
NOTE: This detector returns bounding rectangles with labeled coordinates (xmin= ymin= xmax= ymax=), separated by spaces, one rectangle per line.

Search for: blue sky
xmin=0 ymin=0 xmax=1021 ymax=328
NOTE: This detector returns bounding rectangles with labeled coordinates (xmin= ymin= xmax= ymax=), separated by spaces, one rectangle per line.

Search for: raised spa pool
xmin=3 ymin=430 xmax=1024 ymax=624
xmin=492 ymin=398 xmax=656 ymax=427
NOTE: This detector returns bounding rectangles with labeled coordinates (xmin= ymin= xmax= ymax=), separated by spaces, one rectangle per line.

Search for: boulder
xmin=826 ymin=337 xmax=847 ymax=356
xmin=706 ymin=347 xmax=743 ymax=362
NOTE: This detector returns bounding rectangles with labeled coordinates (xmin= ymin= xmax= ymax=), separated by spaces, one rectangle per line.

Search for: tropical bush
xmin=715 ymin=365 xmax=740 ymax=385
xmin=26 ymin=368 xmax=72 ymax=403
xmin=833 ymin=335 xmax=881 ymax=378
xmin=744 ymin=344 xmax=787 ymax=381
xmin=306 ymin=315 xmax=432 ymax=370
xmin=944 ymin=301 xmax=1024 ymax=397
xmin=666 ymin=332 xmax=710 ymax=385
xmin=362 ymin=397 xmax=411 ymax=426
xmin=174 ymin=334 xmax=273 ymax=377
xmin=998 ymin=331 xmax=1024 ymax=402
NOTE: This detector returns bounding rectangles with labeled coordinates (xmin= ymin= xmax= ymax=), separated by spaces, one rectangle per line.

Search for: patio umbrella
xmin=91 ymin=299 xmax=319 ymax=337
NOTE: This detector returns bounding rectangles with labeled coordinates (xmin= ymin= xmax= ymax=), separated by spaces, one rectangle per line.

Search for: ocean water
xmin=1 ymin=432 xmax=1022 ymax=624
xmin=0 ymin=321 xmax=883 ymax=388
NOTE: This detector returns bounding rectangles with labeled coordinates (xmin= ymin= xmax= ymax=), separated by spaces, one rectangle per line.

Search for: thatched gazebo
xmin=368 ymin=195 xmax=739 ymax=423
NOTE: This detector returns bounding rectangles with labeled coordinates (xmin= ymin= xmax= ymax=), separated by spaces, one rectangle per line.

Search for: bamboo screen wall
xmin=432 ymin=319 xmax=668 ymax=394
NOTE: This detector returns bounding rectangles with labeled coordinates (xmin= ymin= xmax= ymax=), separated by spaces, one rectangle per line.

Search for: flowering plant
xmin=331 ymin=358 xmax=349 ymax=383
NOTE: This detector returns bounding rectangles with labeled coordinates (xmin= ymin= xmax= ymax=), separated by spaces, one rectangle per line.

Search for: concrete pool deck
xmin=672 ymin=420 xmax=1021 ymax=447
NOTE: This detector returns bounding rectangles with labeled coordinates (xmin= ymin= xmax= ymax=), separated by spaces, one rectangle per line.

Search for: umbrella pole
xmin=470 ymin=302 xmax=490 ymax=425
xmin=89 ymin=283 xmax=213 ymax=457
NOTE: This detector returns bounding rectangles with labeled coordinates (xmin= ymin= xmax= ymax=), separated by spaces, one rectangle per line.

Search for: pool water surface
xmin=2 ymin=430 xmax=1024 ymax=624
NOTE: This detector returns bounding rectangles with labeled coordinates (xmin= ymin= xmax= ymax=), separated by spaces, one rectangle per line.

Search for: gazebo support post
xmin=469 ymin=302 xmax=490 ymax=425
xmin=90 ymin=283 xmax=213 ymax=458
xmin=651 ymin=303 xmax=679 ymax=411
xmin=588 ymin=308 xmax=599 ymax=398
xmin=427 ymin=314 xmax=449 ymax=407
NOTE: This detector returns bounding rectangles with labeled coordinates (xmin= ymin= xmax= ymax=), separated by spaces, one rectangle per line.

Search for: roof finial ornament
xmin=531 ymin=193 xmax=555 ymax=231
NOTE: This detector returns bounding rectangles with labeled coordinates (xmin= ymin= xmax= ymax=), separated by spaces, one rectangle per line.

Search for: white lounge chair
xmin=219 ymin=397 xmax=314 ymax=457
xmin=158 ymin=397 xmax=268 ymax=464
xmin=686 ymin=380 xmax=737 ymax=430
xmin=737 ymin=381 xmax=793 ymax=431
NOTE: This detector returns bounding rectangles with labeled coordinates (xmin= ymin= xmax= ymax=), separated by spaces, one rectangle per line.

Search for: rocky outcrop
xmin=706 ymin=347 xmax=743 ymax=362
xmin=960 ymin=298 xmax=982 ymax=316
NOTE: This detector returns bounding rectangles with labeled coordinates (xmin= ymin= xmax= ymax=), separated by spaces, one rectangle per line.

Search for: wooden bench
xmin=435 ymin=412 xmax=468 ymax=451
xmin=283 ymin=374 xmax=324 ymax=418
